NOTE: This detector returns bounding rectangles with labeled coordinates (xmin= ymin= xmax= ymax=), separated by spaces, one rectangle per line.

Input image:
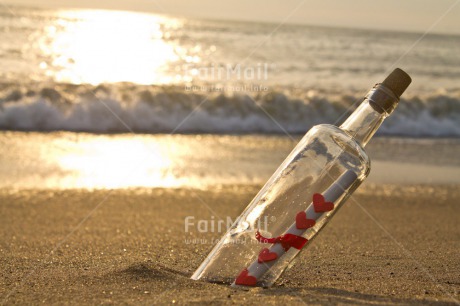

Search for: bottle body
xmin=191 ymin=124 xmax=370 ymax=286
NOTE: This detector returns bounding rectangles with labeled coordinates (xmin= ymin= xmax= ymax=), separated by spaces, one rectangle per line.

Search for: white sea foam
xmin=1 ymin=84 xmax=459 ymax=136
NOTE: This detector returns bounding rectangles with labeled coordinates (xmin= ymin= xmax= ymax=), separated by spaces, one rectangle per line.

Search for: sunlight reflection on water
xmin=37 ymin=10 xmax=186 ymax=85
xmin=0 ymin=133 xmax=286 ymax=189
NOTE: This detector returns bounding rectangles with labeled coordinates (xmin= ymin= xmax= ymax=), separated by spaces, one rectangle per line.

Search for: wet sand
xmin=1 ymin=183 xmax=459 ymax=305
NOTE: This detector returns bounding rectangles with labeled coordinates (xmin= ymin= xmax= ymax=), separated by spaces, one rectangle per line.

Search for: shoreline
xmin=1 ymin=132 xmax=459 ymax=190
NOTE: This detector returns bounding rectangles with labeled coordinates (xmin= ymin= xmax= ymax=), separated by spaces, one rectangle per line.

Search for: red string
xmin=255 ymin=230 xmax=308 ymax=251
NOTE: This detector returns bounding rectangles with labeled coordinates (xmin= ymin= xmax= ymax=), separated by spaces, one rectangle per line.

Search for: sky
xmin=6 ymin=0 xmax=460 ymax=34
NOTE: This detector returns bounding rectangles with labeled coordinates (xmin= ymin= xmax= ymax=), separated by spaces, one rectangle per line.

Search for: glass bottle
xmin=191 ymin=68 xmax=412 ymax=287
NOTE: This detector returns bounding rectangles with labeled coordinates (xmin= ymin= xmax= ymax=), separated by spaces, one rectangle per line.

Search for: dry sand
xmin=1 ymin=183 xmax=459 ymax=305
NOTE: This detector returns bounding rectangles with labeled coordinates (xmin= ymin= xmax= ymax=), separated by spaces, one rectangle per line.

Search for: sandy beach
xmin=1 ymin=183 xmax=459 ymax=305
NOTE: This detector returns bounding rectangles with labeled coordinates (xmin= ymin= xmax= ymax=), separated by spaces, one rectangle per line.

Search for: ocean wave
xmin=0 ymin=84 xmax=459 ymax=137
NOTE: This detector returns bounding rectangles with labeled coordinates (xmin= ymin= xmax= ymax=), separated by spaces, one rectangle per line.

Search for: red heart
xmin=258 ymin=248 xmax=278 ymax=263
xmin=313 ymin=193 xmax=334 ymax=213
xmin=295 ymin=211 xmax=316 ymax=229
xmin=235 ymin=268 xmax=257 ymax=286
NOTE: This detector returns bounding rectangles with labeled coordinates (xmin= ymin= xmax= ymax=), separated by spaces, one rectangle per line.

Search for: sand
xmin=1 ymin=183 xmax=459 ymax=305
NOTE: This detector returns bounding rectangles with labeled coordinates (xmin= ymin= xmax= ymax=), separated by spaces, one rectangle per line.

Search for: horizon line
xmin=3 ymin=3 xmax=460 ymax=37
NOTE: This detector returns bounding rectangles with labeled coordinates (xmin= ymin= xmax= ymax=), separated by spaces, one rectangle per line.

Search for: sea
xmin=0 ymin=6 xmax=459 ymax=189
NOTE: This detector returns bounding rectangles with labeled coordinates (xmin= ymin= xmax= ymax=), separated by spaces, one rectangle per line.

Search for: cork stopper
xmin=382 ymin=68 xmax=412 ymax=99
xmin=368 ymin=68 xmax=412 ymax=114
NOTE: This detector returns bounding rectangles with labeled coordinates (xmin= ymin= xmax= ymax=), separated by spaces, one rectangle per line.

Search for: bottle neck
xmin=340 ymin=84 xmax=398 ymax=147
